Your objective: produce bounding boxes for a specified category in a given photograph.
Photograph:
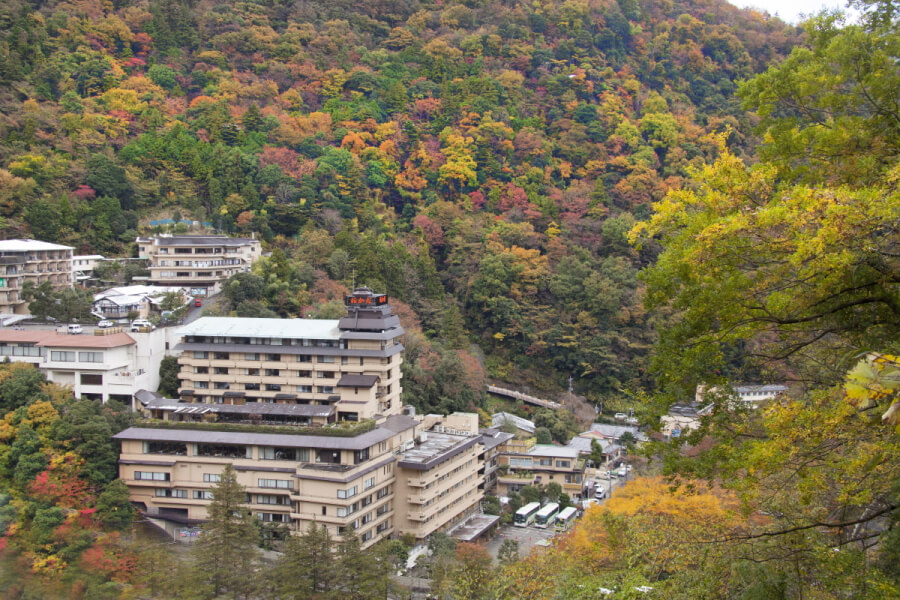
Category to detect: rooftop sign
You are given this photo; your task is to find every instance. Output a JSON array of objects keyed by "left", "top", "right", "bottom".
[{"left": 345, "top": 294, "right": 388, "bottom": 307}]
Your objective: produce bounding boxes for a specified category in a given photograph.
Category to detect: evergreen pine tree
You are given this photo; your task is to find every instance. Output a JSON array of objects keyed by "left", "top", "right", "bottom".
[
  {"left": 192, "top": 464, "right": 260, "bottom": 599},
  {"left": 272, "top": 521, "right": 338, "bottom": 599}
]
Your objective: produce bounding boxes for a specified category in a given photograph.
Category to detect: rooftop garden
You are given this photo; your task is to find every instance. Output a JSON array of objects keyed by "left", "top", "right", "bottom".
[{"left": 134, "top": 418, "right": 376, "bottom": 437}]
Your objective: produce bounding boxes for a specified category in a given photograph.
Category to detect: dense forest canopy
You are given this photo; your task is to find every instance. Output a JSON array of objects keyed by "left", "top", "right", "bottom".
[
  {"left": 0, "top": 0, "right": 800, "bottom": 405},
  {"left": 1, "top": 0, "right": 900, "bottom": 598}
]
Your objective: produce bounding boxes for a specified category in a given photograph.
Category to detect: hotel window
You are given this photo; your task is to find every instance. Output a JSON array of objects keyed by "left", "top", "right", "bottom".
[
  {"left": 245, "top": 353, "right": 260, "bottom": 361},
  {"left": 258, "top": 479, "right": 292, "bottom": 489},
  {"left": 245, "top": 383, "right": 260, "bottom": 391},
  {"left": 297, "top": 355, "right": 312, "bottom": 363},
  {"left": 195, "top": 381, "right": 209, "bottom": 389},
  {"left": 247, "top": 368, "right": 259, "bottom": 376},
  {"left": 214, "top": 352, "right": 229, "bottom": 360},
  {"left": 260, "top": 447, "right": 309, "bottom": 461},
  {"left": 78, "top": 352, "right": 103, "bottom": 363},
  {"left": 197, "top": 444, "right": 250, "bottom": 458},
  {"left": 144, "top": 441, "right": 187, "bottom": 455},
  {"left": 360, "top": 530, "right": 372, "bottom": 542},
  {"left": 214, "top": 367, "right": 229, "bottom": 375},
  {"left": 256, "top": 494, "right": 289, "bottom": 505},
  {"left": 257, "top": 513, "right": 289, "bottom": 523},
  {"left": 317, "top": 386, "right": 335, "bottom": 394},
  {"left": 317, "top": 355, "right": 335, "bottom": 363},
  {"left": 193, "top": 490, "right": 213, "bottom": 500},
  {"left": 298, "top": 385, "right": 312, "bottom": 393},
  {"left": 214, "top": 382, "right": 230, "bottom": 390},
  {"left": 318, "top": 371, "right": 335, "bottom": 379},
  {"left": 316, "top": 449, "right": 341, "bottom": 464},
  {"left": 364, "top": 476, "right": 376, "bottom": 490},
  {"left": 341, "top": 356, "right": 349, "bottom": 365},
  {"left": 51, "top": 351, "right": 75, "bottom": 362},
  {"left": 265, "top": 369, "right": 280, "bottom": 377},
  {"left": 135, "top": 471, "right": 170, "bottom": 481},
  {"left": 155, "top": 489, "right": 187, "bottom": 498},
  {"left": 555, "top": 460, "right": 571, "bottom": 468},
  {"left": 354, "top": 448, "right": 370, "bottom": 464},
  {"left": 376, "top": 486, "right": 390, "bottom": 499},
  {"left": 193, "top": 351, "right": 209, "bottom": 359},
  {"left": 203, "top": 473, "right": 221, "bottom": 483},
  {"left": 195, "top": 366, "right": 209, "bottom": 374},
  {"left": 80, "top": 374, "right": 103, "bottom": 386},
  {"left": 265, "top": 384, "right": 282, "bottom": 391},
  {"left": 296, "top": 370, "right": 312, "bottom": 378},
  {"left": 337, "top": 486, "right": 358, "bottom": 499},
  {"left": 266, "top": 354, "right": 280, "bottom": 361}
]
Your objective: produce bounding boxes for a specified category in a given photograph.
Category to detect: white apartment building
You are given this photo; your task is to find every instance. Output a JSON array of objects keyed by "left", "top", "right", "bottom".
[
  {"left": 0, "top": 330, "right": 160, "bottom": 403},
  {"left": 137, "top": 234, "right": 262, "bottom": 297},
  {"left": 0, "top": 239, "right": 73, "bottom": 315}
]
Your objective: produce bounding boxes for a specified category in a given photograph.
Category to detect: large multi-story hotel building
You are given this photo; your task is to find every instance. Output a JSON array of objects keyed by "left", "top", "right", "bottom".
[
  {"left": 115, "top": 289, "right": 493, "bottom": 547},
  {"left": 0, "top": 239, "right": 73, "bottom": 314},
  {"left": 136, "top": 234, "right": 262, "bottom": 297},
  {"left": 173, "top": 287, "right": 404, "bottom": 422}
]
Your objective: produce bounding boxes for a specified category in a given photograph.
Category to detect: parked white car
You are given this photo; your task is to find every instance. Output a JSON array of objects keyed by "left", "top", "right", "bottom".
[
  {"left": 97, "top": 320, "right": 114, "bottom": 329},
  {"left": 66, "top": 324, "right": 83, "bottom": 334},
  {"left": 130, "top": 319, "right": 154, "bottom": 332}
]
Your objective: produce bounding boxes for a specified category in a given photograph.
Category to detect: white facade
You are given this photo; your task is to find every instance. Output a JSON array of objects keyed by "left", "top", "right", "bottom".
[{"left": 0, "top": 329, "right": 166, "bottom": 403}]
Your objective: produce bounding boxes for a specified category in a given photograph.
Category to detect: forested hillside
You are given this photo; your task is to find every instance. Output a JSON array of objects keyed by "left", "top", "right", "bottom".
[{"left": 0, "top": 0, "right": 799, "bottom": 406}]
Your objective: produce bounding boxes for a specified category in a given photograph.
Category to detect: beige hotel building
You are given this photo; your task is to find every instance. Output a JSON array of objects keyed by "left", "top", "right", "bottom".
[
  {"left": 115, "top": 289, "right": 488, "bottom": 547},
  {"left": 137, "top": 234, "right": 262, "bottom": 297}
]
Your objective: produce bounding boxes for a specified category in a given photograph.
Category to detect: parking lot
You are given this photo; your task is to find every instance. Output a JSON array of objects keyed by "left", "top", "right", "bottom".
[
  {"left": 484, "top": 522, "right": 559, "bottom": 559},
  {"left": 483, "top": 472, "right": 634, "bottom": 561}
]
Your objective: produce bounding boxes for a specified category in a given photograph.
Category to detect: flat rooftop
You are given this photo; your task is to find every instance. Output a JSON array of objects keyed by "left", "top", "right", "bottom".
[
  {"left": 178, "top": 317, "right": 341, "bottom": 340},
  {"left": 0, "top": 239, "right": 73, "bottom": 252},
  {"left": 450, "top": 514, "right": 500, "bottom": 542},
  {"left": 138, "top": 235, "right": 258, "bottom": 247},
  {"left": 397, "top": 430, "right": 480, "bottom": 471}
]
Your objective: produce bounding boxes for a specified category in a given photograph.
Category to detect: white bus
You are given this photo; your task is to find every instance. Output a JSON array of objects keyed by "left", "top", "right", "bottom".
[
  {"left": 514, "top": 502, "right": 542, "bottom": 527},
  {"left": 555, "top": 506, "right": 578, "bottom": 532},
  {"left": 534, "top": 502, "right": 560, "bottom": 528}
]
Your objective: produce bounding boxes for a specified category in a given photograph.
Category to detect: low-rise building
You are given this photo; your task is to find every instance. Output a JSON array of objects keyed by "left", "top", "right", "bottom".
[
  {"left": 0, "top": 239, "right": 74, "bottom": 315},
  {"left": 0, "top": 330, "right": 159, "bottom": 403},
  {"left": 491, "top": 412, "right": 535, "bottom": 435},
  {"left": 496, "top": 439, "right": 586, "bottom": 500},
  {"left": 92, "top": 285, "right": 188, "bottom": 320},
  {"left": 696, "top": 383, "right": 788, "bottom": 409},
  {"left": 137, "top": 234, "right": 262, "bottom": 297},
  {"left": 660, "top": 402, "right": 714, "bottom": 438},
  {"left": 72, "top": 254, "right": 105, "bottom": 284}
]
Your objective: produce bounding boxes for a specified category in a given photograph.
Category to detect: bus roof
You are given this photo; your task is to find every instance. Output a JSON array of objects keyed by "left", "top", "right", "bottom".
[
  {"left": 516, "top": 502, "right": 541, "bottom": 515},
  {"left": 536, "top": 503, "right": 559, "bottom": 516},
  {"left": 558, "top": 506, "right": 578, "bottom": 519}
]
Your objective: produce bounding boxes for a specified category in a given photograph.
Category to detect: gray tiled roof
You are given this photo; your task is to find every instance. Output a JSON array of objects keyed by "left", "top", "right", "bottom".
[{"left": 337, "top": 374, "right": 379, "bottom": 388}]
